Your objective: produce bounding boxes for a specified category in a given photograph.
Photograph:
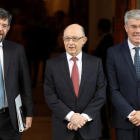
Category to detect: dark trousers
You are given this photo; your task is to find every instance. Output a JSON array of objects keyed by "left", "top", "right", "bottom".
[
  {"left": 0, "top": 108, "right": 22, "bottom": 140},
  {"left": 115, "top": 127, "right": 140, "bottom": 140},
  {"left": 72, "top": 131, "right": 99, "bottom": 140}
]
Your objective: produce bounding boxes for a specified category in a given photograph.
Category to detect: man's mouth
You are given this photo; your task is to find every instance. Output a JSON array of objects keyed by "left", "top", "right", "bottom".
[
  {"left": 68, "top": 46, "right": 75, "bottom": 50},
  {"left": 134, "top": 34, "right": 140, "bottom": 37},
  {"left": 69, "top": 47, "right": 74, "bottom": 48}
]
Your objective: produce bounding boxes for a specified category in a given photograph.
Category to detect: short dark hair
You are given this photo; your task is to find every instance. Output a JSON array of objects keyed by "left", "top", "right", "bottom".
[
  {"left": 98, "top": 19, "right": 111, "bottom": 33},
  {"left": 0, "top": 8, "right": 12, "bottom": 25}
]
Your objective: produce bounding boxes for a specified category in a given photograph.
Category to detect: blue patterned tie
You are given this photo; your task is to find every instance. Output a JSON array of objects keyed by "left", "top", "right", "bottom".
[
  {"left": 134, "top": 47, "right": 140, "bottom": 79},
  {"left": 0, "top": 59, "right": 4, "bottom": 109}
]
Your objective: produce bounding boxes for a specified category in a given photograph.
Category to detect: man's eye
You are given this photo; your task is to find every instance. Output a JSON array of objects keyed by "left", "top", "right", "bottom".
[
  {"left": 65, "top": 37, "right": 70, "bottom": 40},
  {"left": 73, "top": 37, "right": 78, "bottom": 40},
  {"left": 132, "top": 25, "right": 137, "bottom": 28},
  {"left": 3, "top": 25, "right": 7, "bottom": 28}
]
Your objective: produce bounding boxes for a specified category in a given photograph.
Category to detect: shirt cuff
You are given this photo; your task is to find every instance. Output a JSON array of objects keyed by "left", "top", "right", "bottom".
[
  {"left": 81, "top": 113, "right": 92, "bottom": 121},
  {"left": 65, "top": 111, "right": 75, "bottom": 121},
  {"left": 127, "top": 110, "right": 136, "bottom": 118}
]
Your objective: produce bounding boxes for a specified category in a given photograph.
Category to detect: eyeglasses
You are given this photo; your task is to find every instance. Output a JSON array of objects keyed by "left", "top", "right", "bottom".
[
  {"left": 63, "top": 36, "right": 85, "bottom": 42},
  {"left": 128, "top": 25, "right": 140, "bottom": 30},
  {"left": 0, "top": 24, "right": 9, "bottom": 29}
]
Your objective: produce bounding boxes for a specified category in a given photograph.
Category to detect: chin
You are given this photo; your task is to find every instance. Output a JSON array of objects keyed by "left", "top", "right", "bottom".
[{"left": 134, "top": 42, "right": 140, "bottom": 46}]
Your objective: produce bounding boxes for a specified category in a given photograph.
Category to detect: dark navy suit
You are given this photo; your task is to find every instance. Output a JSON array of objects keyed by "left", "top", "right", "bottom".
[{"left": 106, "top": 39, "right": 140, "bottom": 139}]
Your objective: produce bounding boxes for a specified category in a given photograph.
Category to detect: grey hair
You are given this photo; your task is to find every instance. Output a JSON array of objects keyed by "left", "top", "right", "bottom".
[
  {"left": 0, "top": 8, "right": 12, "bottom": 25},
  {"left": 124, "top": 9, "right": 140, "bottom": 25}
]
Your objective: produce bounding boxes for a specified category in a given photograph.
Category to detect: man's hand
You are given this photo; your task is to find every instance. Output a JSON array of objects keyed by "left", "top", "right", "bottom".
[
  {"left": 70, "top": 113, "right": 87, "bottom": 128},
  {"left": 67, "top": 122, "right": 78, "bottom": 131},
  {"left": 24, "top": 117, "right": 33, "bottom": 131},
  {"left": 129, "top": 111, "right": 140, "bottom": 126}
]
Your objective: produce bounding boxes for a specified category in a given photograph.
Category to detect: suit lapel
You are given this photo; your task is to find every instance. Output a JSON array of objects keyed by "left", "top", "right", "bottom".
[
  {"left": 59, "top": 52, "right": 76, "bottom": 99},
  {"left": 3, "top": 40, "right": 13, "bottom": 80},
  {"left": 78, "top": 52, "right": 90, "bottom": 98},
  {"left": 121, "top": 40, "right": 138, "bottom": 82}
]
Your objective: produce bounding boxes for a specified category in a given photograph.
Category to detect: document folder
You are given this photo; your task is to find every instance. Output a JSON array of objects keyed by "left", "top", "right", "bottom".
[{"left": 15, "top": 94, "right": 26, "bottom": 132}]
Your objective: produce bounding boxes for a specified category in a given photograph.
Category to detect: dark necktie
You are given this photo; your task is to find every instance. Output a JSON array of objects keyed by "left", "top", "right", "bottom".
[
  {"left": 0, "top": 58, "right": 4, "bottom": 109},
  {"left": 134, "top": 47, "right": 140, "bottom": 79},
  {"left": 71, "top": 57, "right": 79, "bottom": 98}
]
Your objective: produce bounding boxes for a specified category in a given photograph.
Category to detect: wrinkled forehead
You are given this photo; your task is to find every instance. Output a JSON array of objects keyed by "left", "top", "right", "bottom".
[{"left": 64, "top": 25, "right": 84, "bottom": 37}]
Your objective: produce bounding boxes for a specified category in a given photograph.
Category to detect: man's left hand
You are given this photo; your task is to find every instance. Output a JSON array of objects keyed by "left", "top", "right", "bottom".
[
  {"left": 129, "top": 111, "right": 140, "bottom": 126},
  {"left": 67, "top": 122, "right": 78, "bottom": 131},
  {"left": 24, "top": 117, "right": 33, "bottom": 131}
]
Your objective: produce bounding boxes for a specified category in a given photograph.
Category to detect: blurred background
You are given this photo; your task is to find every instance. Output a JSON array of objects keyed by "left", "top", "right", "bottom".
[{"left": 0, "top": 0, "right": 139, "bottom": 139}]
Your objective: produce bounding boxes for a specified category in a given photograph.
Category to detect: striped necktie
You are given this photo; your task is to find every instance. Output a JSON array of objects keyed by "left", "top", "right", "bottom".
[{"left": 134, "top": 47, "right": 140, "bottom": 79}]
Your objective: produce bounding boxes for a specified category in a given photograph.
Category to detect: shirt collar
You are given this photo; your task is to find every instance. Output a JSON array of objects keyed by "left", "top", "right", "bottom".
[
  {"left": 66, "top": 51, "right": 82, "bottom": 61},
  {"left": 0, "top": 42, "right": 2, "bottom": 47},
  {"left": 128, "top": 38, "right": 140, "bottom": 50}
]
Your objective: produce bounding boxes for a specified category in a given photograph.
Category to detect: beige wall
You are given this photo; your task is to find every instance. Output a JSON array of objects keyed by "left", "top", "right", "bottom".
[
  {"left": 45, "top": 0, "right": 70, "bottom": 16},
  {"left": 88, "top": 0, "right": 115, "bottom": 53}
]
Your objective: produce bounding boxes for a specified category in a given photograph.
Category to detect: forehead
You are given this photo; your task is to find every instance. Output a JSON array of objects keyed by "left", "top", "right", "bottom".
[
  {"left": 128, "top": 18, "right": 140, "bottom": 25},
  {"left": 64, "top": 26, "right": 83, "bottom": 37},
  {"left": 0, "top": 18, "right": 8, "bottom": 24}
]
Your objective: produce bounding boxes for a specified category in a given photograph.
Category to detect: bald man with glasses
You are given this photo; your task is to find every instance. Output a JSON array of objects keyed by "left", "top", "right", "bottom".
[{"left": 44, "top": 24, "right": 106, "bottom": 140}]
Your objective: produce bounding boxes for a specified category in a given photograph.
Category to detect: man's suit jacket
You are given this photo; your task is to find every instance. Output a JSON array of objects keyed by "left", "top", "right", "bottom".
[
  {"left": 44, "top": 52, "right": 106, "bottom": 140},
  {"left": 3, "top": 40, "right": 34, "bottom": 130},
  {"left": 106, "top": 39, "right": 139, "bottom": 129}
]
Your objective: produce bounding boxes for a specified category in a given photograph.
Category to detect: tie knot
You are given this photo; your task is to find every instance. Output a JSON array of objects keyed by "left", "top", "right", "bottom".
[
  {"left": 71, "top": 57, "right": 78, "bottom": 62},
  {"left": 134, "top": 47, "right": 140, "bottom": 53}
]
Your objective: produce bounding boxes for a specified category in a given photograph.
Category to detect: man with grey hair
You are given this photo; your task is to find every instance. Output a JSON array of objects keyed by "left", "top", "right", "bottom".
[
  {"left": 44, "top": 24, "right": 106, "bottom": 140},
  {"left": 106, "top": 9, "right": 140, "bottom": 140},
  {"left": 0, "top": 8, "right": 34, "bottom": 140}
]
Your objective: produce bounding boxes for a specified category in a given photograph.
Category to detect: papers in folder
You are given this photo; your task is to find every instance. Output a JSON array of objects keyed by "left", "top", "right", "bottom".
[{"left": 15, "top": 94, "right": 26, "bottom": 132}]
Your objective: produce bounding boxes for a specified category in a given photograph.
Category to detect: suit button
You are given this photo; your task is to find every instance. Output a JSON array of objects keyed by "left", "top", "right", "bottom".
[
  {"left": 76, "top": 101, "right": 79, "bottom": 104},
  {"left": 138, "top": 85, "right": 140, "bottom": 88},
  {"left": 136, "top": 99, "right": 139, "bottom": 102}
]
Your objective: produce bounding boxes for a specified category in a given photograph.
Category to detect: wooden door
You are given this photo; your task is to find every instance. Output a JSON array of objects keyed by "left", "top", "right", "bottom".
[{"left": 112, "top": 1, "right": 137, "bottom": 140}]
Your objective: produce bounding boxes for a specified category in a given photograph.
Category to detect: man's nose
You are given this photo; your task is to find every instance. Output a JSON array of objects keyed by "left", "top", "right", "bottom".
[
  {"left": 69, "top": 38, "right": 74, "bottom": 44},
  {"left": 135, "top": 27, "right": 140, "bottom": 33}
]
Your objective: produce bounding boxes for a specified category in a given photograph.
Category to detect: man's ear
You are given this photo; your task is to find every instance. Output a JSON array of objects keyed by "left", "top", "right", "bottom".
[
  {"left": 124, "top": 25, "right": 128, "bottom": 33},
  {"left": 82, "top": 37, "right": 88, "bottom": 45},
  {"left": 7, "top": 26, "right": 10, "bottom": 32}
]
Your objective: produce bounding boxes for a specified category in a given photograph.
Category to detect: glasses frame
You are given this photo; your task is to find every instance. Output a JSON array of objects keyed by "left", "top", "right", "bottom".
[
  {"left": 63, "top": 36, "right": 85, "bottom": 42},
  {"left": 0, "top": 23, "right": 9, "bottom": 29},
  {"left": 127, "top": 25, "right": 140, "bottom": 30}
]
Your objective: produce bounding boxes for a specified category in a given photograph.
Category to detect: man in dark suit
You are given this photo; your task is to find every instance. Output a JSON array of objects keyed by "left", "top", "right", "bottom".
[
  {"left": 0, "top": 8, "right": 34, "bottom": 140},
  {"left": 95, "top": 19, "right": 113, "bottom": 71},
  {"left": 95, "top": 19, "right": 113, "bottom": 139},
  {"left": 106, "top": 9, "right": 140, "bottom": 140},
  {"left": 44, "top": 24, "right": 106, "bottom": 140}
]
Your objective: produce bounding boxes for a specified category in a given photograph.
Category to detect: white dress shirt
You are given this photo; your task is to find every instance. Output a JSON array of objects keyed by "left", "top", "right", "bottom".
[
  {"left": 65, "top": 52, "right": 92, "bottom": 121},
  {"left": 127, "top": 39, "right": 139, "bottom": 118},
  {"left": 0, "top": 42, "right": 8, "bottom": 108}
]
